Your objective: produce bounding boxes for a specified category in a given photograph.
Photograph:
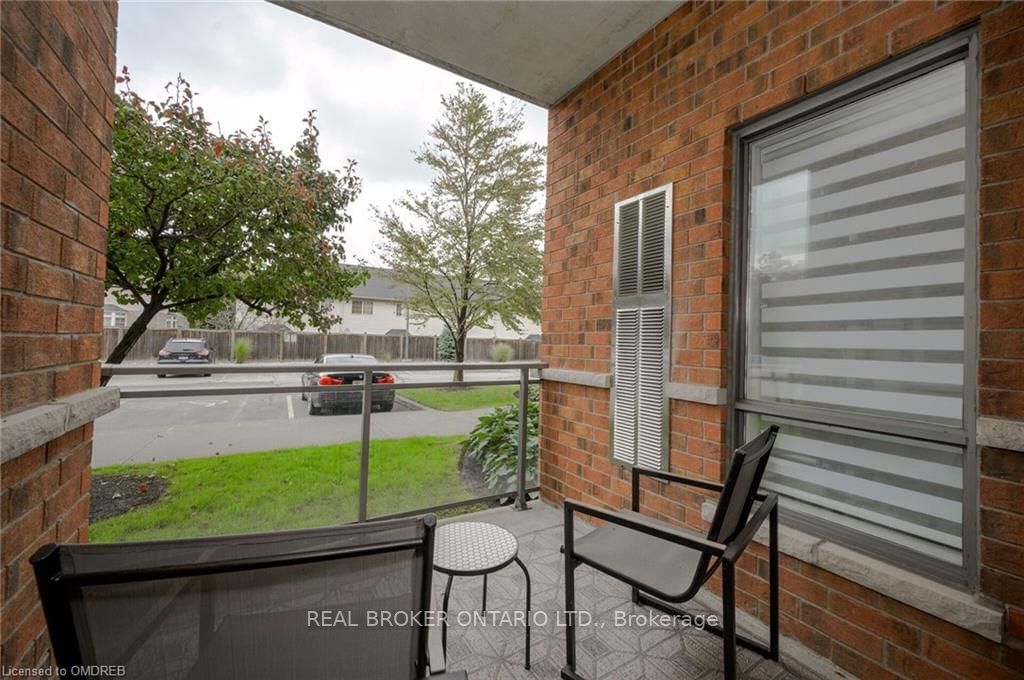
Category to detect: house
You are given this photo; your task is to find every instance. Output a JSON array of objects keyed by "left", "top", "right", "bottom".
[
  {"left": 2, "top": 1, "right": 1022, "bottom": 677},
  {"left": 102, "top": 294, "right": 189, "bottom": 331},
  {"left": 102, "top": 267, "right": 539, "bottom": 339},
  {"left": 331, "top": 266, "right": 540, "bottom": 339}
]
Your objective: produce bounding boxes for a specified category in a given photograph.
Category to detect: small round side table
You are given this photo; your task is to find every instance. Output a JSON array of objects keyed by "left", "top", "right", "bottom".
[{"left": 433, "top": 521, "right": 532, "bottom": 669}]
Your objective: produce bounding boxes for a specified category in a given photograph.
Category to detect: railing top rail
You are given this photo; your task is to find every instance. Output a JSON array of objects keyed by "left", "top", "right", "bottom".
[{"left": 102, "top": 361, "right": 546, "bottom": 376}]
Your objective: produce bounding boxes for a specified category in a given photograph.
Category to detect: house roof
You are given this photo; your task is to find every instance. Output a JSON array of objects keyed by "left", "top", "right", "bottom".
[
  {"left": 348, "top": 266, "right": 416, "bottom": 302},
  {"left": 275, "top": 1, "right": 682, "bottom": 107}
]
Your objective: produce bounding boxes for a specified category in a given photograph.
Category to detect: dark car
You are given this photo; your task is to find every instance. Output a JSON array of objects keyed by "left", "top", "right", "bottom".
[
  {"left": 157, "top": 338, "right": 212, "bottom": 377},
  {"left": 300, "top": 354, "right": 395, "bottom": 415}
]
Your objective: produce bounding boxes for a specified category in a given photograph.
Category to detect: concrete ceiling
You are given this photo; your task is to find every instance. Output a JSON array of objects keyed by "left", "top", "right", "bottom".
[{"left": 275, "top": 1, "right": 682, "bottom": 107}]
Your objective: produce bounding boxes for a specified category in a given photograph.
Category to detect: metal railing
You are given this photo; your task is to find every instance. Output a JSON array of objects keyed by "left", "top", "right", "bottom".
[{"left": 101, "top": 361, "right": 544, "bottom": 522}]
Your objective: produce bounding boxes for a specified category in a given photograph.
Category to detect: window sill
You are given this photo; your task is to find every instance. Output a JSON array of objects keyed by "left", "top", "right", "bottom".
[{"left": 700, "top": 501, "right": 1004, "bottom": 642}]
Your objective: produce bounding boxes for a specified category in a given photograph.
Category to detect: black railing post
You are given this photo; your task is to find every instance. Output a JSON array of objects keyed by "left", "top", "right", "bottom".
[
  {"left": 515, "top": 366, "right": 529, "bottom": 510},
  {"left": 358, "top": 369, "right": 372, "bottom": 522}
]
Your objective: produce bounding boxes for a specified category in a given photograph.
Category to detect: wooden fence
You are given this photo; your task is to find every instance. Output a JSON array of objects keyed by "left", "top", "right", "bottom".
[{"left": 102, "top": 328, "right": 539, "bottom": 363}]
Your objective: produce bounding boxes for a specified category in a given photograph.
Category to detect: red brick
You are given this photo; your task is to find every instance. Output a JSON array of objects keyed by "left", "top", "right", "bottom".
[
  {"left": 0, "top": 371, "right": 51, "bottom": 413},
  {"left": 0, "top": 505, "right": 43, "bottom": 560},
  {"left": 1, "top": 294, "right": 57, "bottom": 332},
  {"left": 982, "top": 477, "right": 1024, "bottom": 515},
  {"left": 922, "top": 633, "right": 1017, "bottom": 678},
  {"left": 24, "top": 259, "right": 73, "bottom": 300}
]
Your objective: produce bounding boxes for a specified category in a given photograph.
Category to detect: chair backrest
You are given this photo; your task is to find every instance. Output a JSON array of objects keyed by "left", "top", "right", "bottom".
[
  {"left": 706, "top": 425, "right": 779, "bottom": 545},
  {"left": 32, "top": 516, "right": 436, "bottom": 680}
]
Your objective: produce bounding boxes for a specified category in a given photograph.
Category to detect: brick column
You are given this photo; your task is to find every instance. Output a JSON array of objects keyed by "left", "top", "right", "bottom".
[{"left": 1, "top": 0, "right": 118, "bottom": 670}]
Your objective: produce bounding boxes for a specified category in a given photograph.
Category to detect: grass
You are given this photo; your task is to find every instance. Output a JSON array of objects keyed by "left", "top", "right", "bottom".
[
  {"left": 400, "top": 384, "right": 517, "bottom": 411},
  {"left": 90, "top": 435, "right": 471, "bottom": 543}
]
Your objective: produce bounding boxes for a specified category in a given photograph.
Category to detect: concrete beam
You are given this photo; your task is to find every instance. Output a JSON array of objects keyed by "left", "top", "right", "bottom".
[{"left": 2, "top": 387, "right": 120, "bottom": 463}]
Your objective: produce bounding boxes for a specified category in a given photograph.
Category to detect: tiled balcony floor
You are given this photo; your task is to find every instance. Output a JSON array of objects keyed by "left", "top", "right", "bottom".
[{"left": 436, "top": 503, "right": 801, "bottom": 680}]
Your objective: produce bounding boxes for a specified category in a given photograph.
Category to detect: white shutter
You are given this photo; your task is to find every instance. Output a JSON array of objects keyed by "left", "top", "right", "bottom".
[
  {"left": 611, "top": 186, "right": 671, "bottom": 469},
  {"left": 636, "top": 306, "right": 666, "bottom": 469},
  {"left": 612, "top": 309, "right": 639, "bottom": 465}
]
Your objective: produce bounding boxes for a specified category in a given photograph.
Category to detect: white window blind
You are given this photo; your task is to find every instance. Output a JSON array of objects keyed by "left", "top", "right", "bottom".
[
  {"left": 611, "top": 187, "right": 671, "bottom": 469},
  {"left": 740, "top": 60, "right": 969, "bottom": 566}
]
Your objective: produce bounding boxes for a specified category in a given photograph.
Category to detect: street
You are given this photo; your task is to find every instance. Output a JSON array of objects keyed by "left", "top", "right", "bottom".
[{"left": 93, "top": 369, "right": 515, "bottom": 466}]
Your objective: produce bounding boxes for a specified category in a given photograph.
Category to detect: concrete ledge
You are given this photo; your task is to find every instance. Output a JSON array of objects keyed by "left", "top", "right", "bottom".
[
  {"left": 666, "top": 382, "right": 727, "bottom": 405},
  {"left": 701, "top": 501, "right": 1003, "bottom": 642},
  {"left": 1, "top": 387, "right": 120, "bottom": 463},
  {"left": 539, "top": 368, "right": 612, "bottom": 389},
  {"left": 977, "top": 417, "right": 1024, "bottom": 452}
]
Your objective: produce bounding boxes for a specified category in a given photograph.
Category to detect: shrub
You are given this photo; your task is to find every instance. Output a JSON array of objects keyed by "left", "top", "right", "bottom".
[
  {"left": 462, "top": 391, "right": 539, "bottom": 492},
  {"left": 232, "top": 338, "right": 253, "bottom": 363},
  {"left": 489, "top": 342, "right": 514, "bottom": 362},
  {"left": 438, "top": 329, "right": 456, "bottom": 361}
]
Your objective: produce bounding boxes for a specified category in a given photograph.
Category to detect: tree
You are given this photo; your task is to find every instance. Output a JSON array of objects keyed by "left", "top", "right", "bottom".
[
  {"left": 375, "top": 84, "right": 544, "bottom": 380},
  {"left": 104, "top": 71, "right": 365, "bottom": 367}
]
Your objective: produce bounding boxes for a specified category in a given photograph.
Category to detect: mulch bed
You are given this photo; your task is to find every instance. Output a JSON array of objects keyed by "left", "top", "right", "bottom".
[{"left": 89, "top": 473, "right": 169, "bottom": 523}]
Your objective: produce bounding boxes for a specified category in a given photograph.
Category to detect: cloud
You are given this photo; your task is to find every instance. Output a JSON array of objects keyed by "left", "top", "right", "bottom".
[{"left": 116, "top": 0, "right": 548, "bottom": 265}]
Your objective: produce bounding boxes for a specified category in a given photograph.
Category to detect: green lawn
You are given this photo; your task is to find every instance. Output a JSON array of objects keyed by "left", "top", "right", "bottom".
[
  {"left": 90, "top": 435, "right": 471, "bottom": 543},
  {"left": 400, "top": 384, "right": 517, "bottom": 411}
]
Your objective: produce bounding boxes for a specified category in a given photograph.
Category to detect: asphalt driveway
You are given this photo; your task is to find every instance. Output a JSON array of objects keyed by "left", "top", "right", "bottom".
[{"left": 93, "top": 370, "right": 506, "bottom": 466}]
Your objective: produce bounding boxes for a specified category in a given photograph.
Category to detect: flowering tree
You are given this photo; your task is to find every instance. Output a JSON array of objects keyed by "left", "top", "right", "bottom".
[{"left": 105, "top": 70, "right": 365, "bottom": 365}]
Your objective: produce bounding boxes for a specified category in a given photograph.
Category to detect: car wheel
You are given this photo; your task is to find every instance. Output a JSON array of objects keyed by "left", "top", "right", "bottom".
[
  {"left": 379, "top": 401, "right": 394, "bottom": 412},
  {"left": 300, "top": 391, "right": 307, "bottom": 401},
  {"left": 204, "top": 373, "right": 212, "bottom": 377},
  {"left": 157, "top": 374, "right": 166, "bottom": 379},
  {"left": 308, "top": 399, "right": 321, "bottom": 416}
]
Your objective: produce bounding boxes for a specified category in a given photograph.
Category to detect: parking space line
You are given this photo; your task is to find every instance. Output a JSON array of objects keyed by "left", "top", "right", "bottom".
[{"left": 286, "top": 395, "right": 295, "bottom": 420}]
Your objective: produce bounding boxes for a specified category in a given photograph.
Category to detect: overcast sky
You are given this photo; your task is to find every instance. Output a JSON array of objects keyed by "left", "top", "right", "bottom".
[{"left": 116, "top": 1, "right": 548, "bottom": 265}]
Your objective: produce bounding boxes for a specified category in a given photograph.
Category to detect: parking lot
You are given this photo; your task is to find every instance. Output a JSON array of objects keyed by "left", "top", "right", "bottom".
[{"left": 94, "top": 368, "right": 520, "bottom": 466}]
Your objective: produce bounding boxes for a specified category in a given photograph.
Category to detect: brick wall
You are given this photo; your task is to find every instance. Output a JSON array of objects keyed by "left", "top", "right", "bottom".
[
  {"left": 1, "top": 0, "right": 117, "bottom": 670},
  {"left": 541, "top": 1, "right": 1024, "bottom": 677},
  {"left": 0, "top": 425, "right": 92, "bottom": 668}
]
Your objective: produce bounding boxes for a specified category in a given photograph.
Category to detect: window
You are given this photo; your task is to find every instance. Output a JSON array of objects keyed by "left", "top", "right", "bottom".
[
  {"left": 351, "top": 300, "right": 373, "bottom": 315},
  {"left": 165, "top": 316, "right": 178, "bottom": 329},
  {"left": 611, "top": 185, "right": 672, "bottom": 470},
  {"left": 732, "top": 33, "right": 975, "bottom": 580},
  {"left": 104, "top": 311, "right": 127, "bottom": 328},
  {"left": 395, "top": 303, "right": 405, "bottom": 317}
]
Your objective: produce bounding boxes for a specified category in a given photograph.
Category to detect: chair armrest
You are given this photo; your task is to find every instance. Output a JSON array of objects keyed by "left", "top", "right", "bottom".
[
  {"left": 564, "top": 499, "right": 726, "bottom": 557},
  {"left": 722, "top": 493, "right": 778, "bottom": 563},
  {"left": 630, "top": 467, "right": 770, "bottom": 508},
  {"left": 632, "top": 467, "right": 724, "bottom": 494}
]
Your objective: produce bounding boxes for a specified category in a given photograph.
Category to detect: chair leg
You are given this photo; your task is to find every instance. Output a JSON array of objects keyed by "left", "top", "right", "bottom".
[
  {"left": 564, "top": 555, "right": 577, "bottom": 673},
  {"left": 769, "top": 502, "right": 780, "bottom": 661},
  {"left": 442, "top": 574, "right": 454, "bottom": 657},
  {"left": 482, "top": 573, "right": 487, "bottom": 613},
  {"left": 723, "top": 561, "right": 737, "bottom": 680},
  {"left": 631, "top": 586, "right": 640, "bottom": 605},
  {"left": 515, "top": 556, "right": 531, "bottom": 670}
]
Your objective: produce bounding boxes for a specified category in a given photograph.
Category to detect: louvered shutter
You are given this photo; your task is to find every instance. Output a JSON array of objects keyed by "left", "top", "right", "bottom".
[{"left": 611, "top": 186, "right": 671, "bottom": 469}]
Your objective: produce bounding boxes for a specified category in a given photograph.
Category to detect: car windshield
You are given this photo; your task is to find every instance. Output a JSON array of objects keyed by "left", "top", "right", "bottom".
[
  {"left": 166, "top": 340, "right": 203, "bottom": 352},
  {"left": 320, "top": 355, "right": 376, "bottom": 365}
]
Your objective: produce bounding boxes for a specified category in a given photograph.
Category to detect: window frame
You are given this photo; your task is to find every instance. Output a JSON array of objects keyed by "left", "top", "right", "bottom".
[
  {"left": 609, "top": 183, "right": 673, "bottom": 471},
  {"left": 104, "top": 311, "right": 127, "bottom": 329},
  {"left": 351, "top": 299, "right": 373, "bottom": 315},
  {"left": 727, "top": 27, "right": 979, "bottom": 587}
]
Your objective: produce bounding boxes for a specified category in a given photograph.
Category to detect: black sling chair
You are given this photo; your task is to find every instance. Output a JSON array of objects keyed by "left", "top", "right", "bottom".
[
  {"left": 561, "top": 425, "right": 780, "bottom": 680},
  {"left": 32, "top": 515, "right": 466, "bottom": 680}
]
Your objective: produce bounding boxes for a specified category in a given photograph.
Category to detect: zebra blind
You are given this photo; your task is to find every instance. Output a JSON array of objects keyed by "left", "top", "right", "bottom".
[
  {"left": 740, "top": 60, "right": 968, "bottom": 565},
  {"left": 612, "top": 188, "right": 671, "bottom": 468}
]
